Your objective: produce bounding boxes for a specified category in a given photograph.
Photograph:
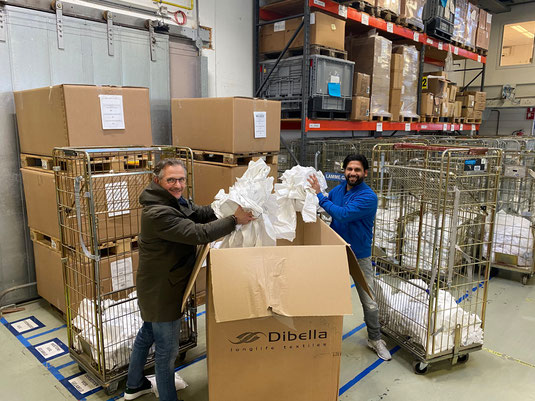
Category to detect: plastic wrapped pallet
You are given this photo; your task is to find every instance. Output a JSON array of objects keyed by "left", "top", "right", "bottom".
[
  {"left": 376, "top": 0, "right": 401, "bottom": 15},
  {"left": 399, "top": 0, "right": 425, "bottom": 30},
  {"left": 347, "top": 34, "right": 392, "bottom": 118},
  {"left": 465, "top": 2, "right": 479, "bottom": 48},
  {"left": 393, "top": 45, "right": 419, "bottom": 119},
  {"left": 452, "top": 0, "right": 467, "bottom": 44}
]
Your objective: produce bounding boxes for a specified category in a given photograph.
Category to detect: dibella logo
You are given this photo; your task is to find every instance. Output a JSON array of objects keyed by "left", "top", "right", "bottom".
[{"left": 229, "top": 332, "right": 266, "bottom": 344}]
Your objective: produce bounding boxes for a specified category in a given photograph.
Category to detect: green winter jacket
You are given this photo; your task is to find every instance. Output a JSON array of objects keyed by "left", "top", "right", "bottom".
[{"left": 136, "top": 181, "right": 235, "bottom": 322}]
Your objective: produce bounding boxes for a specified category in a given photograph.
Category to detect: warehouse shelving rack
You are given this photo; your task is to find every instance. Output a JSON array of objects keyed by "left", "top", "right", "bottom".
[{"left": 253, "top": 0, "right": 487, "bottom": 164}]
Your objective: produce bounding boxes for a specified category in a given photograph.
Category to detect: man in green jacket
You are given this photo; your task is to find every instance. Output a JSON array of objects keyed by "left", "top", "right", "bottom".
[{"left": 125, "top": 158, "right": 253, "bottom": 401}]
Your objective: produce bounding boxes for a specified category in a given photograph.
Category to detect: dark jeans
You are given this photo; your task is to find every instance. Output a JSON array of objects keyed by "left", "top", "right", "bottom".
[{"left": 127, "top": 320, "right": 181, "bottom": 401}]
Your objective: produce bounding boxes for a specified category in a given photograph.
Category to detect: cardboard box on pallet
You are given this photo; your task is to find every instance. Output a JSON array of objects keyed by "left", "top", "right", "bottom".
[
  {"left": 399, "top": 0, "right": 425, "bottom": 30},
  {"left": 454, "top": 101, "right": 463, "bottom": 118},
  {"left": 448, "top": 85, "right": 458, "bottom": 102},
  {"left": 14, "top": 85, "right": 152, "bottom": 157},
  {"left": 421, "top": 93, "right": 434, "bottom": 116},
  {"left": 181, "top": 214, "right": 371, "bottom": 401},
  {"left": 422, "top": 75, "right": 448, "bottom": 99},
  {"left": 474, "top": 110, "right": 483, "bottom": 120},
  {"left": 462, "top": 107, "right": 474, "bottom": 118},
  {"left": 353, "top": 72, "right": 371, "bottom": 97},
  {"left": 389, "top": 89, "right": 402, "bottom": 120},
  {"left": 478, "top": 9, "right": 492, "bottom": 32},
  {"left": 440, "top": 102, "right": 451, "bottom": 118},
  {"left": 259, "top": 12, "right": 345, "bottom": 53},
  {"left": 465, "top": 2, "right": 479, "bottom": 48},
  {"left": 457, "top": 94, "right": 475, "bottom": 108},
  {"left": 347, "top": 34, "right": 392, "bottom": 119},
  {"left": 350, "top": 96, "right": 370, "bottom": 121},
  {"left": 464, "top": 91, "right": 486, "bottom": 105},
  {"left": 193, "top": 160, "right": 278, "bottom": 207},
  {"left": 172, "top": 97, "right": 281, "bottom": 154},
  {"left": 32, "top": 234, "right": 65, "bottom": 313},
  {"left": 390, "top": 54, "right": 404, "bottom": 91},
  {"left": 476, "top": 28, "right": 490, "bottom": 50},
  {"left": 392, "top": 45, "right": 419, "bottom": 121}
]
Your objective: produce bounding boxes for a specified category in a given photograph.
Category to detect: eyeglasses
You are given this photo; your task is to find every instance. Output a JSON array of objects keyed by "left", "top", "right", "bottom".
[{"left": 165, "top": 177, "right": 186, "bottom": 185}]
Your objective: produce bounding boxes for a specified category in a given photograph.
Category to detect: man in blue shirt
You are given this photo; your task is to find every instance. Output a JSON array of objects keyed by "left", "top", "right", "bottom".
[{"left": 308, "top": 154, "right": 391, "bottom": 361}]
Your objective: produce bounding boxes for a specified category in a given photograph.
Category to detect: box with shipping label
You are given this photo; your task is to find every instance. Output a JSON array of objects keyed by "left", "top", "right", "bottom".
[
  {"left": 260, "top": 12, "right": 346, "bottom": 53},
  {"left": 440, "top": 102, "right": 451, "bottom": 118},
  {"left": 423, "top": 76, "right": 448, "bottom": 99},
  {"left": 478, "top": 9, "right": 492, "bottom": 31},
  {"left": 193, "top": 160, "right": 278, "bottom": 207},
  {"left": 376, "top": 0, "right": 401, "bottom": 15},
  {"left": 432, "top": 97, "right": 441, "bottom": 117},
  {"left": 399, "top": 0, "right": 425, "bottom": 30},
  {"left": 350, "top": 96, "right": 370, "bottom": 121},
  {"left": 182, "top": 215, "right": 370, "bottom": 401},
  {"left": 14, "top": 85, "right": 152, "bottom": 157},
  {"left": 464, "top": 91, "right": 486, "bottom": 104},
  {"left": 353, "top": 72, "right": 371, "bottom": 97},
  {"left": 172, "top": 97, "right": 281, "bottom": 154},
  {"left": 457, "top": 95, "right": 475, "bottom": 108},
  {"left": 454, "top": 101, "right": 462, "bottom": 118},
  {"left": 448, "top": 85, "right": 458, "bottom": 102}
]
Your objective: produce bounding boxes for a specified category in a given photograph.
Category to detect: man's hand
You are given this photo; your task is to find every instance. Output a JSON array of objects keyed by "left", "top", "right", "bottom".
[
  {"left": 234, "top": 205, "right": 255, "bottom": 225},
  {"left": 307, "top": 174, "right": 321, "bottom": 194}
]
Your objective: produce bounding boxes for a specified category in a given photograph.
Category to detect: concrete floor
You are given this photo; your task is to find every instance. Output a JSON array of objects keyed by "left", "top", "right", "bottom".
[{"left": 1, "top": 270, "right": 534, "bottom": 401}]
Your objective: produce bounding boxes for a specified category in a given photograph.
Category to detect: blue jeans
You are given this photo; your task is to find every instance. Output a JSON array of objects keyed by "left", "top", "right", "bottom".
[
  {"left": 127, "top": 320, "right": 181, "bottom": 401},
  {"left": 355, "top": 257, "right": 381, "bottom": 341}
]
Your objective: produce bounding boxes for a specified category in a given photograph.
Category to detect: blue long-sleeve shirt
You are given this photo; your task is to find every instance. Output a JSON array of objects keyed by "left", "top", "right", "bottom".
[{"left": 317, "top": 181, "right": 378, "bottom": 259}]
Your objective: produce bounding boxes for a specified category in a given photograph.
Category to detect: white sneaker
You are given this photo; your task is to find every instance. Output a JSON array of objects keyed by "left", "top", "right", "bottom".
[{"left": 367, "top": 339, "right": 392, "bottom": 361}]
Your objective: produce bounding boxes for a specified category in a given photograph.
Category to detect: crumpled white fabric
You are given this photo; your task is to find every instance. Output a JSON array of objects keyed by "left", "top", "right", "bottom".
[
  {"left": 484, "top": 209, "right": 534, "bottom": 267},
  {"left": 72, "top": 291, "right": 145, "bottom": 370},
  {"left": 211, "top": 159, "right": 278, "bottom": 248},
  {"left": 147, "top": 372, "right": 188, "bottom": 398},
  {"left": 273, "top": 165, "right": 328, "bottom": 241},
  {"left": 375, "top": 278, "right": 484, "bottom": 355}
]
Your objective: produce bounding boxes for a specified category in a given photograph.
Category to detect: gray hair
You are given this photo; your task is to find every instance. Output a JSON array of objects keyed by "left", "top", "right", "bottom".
[{"left": 154, "top": 158, "right": 187, "bottom": 180}]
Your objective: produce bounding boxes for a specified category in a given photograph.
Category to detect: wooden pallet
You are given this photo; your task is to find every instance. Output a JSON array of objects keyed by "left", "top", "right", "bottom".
[
  {"left": 370, "top": 114, "right": 393, "bottom": 122},
  {"left": 98, "top": 235, "right": 139, "bottom": 255},
  {"left": 374, "top": 6, "right": 400, "bottom": 23},
  {"left": 310, "top": 110, "right": 351, "bottom": 120},
  {"left": 475, "top": 48, "right": 488, "bottom": 56},
  {"left": 448, "top": 117, "right": 462, "bottom": 124},
  {"left": 192, "top": 150, "right": 278, "bottom": 167},
  {"left": 21, "top": 154, "right": 54, "bottom": 172},
  {"left": 30, "top": 228, "right": 61, "bottom": 252},
  {"left": 421, "top": 116, "right": 440, "bottom": 123},
  {"left": 261, "top": 44, "right": 347, "bottom": 60},
  {"left": 342, "top": 0, "right": 374, "bottom": 12},
  {"left": 398, "top": 17, "right": 424, "bottom": 32},
  {"left": 396, "top": 115, "right": 420, "bottom": 123}
]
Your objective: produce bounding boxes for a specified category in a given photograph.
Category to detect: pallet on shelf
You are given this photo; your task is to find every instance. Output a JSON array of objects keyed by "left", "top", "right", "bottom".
[
  {"left": 393, "top": 115, "right": 420, "bottom": 123},
  {"left": 374, "top": 6, "right": 400, "bottom": 23},
  {"left": 192, "top": 150, "right": 278, "bottom": 167},
  {"left": 261, "top": 44, "right": 347, "bottom": 60},
  {"left": 398, "top": 17, "right": 425, "bottom": 32},
  {"left": 421, "top": 116, "right": 440, "bottom": 123},
  {"left": 310, "top": 110, "right": 351, "bottom": 120},
  {"left": 448, "top": 117, "right": 462, "bottom": 124},
  {"left": 370, "top": 114, "right": 393, "bottom": 122}
]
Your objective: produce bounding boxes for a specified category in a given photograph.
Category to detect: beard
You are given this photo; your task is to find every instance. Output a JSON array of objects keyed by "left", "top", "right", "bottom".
[{"left": 345, "top": 174, "right": 364, "bottom": 187}]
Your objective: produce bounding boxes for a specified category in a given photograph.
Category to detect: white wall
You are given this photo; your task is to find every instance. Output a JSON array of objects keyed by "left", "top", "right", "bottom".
[{"left": 199, "top": 0, "right": 253, "bottom": 97}]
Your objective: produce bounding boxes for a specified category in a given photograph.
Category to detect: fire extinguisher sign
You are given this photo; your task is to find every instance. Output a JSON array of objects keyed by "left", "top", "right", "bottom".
[{"left": 527, "top": 107, "right": 535, "bottom": 120}]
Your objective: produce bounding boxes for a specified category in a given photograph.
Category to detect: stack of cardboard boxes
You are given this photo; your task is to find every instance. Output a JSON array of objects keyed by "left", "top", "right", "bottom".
[
  {"left": 476, "top": 8, "right": 492, "bottom": 51},
  {"left": 171, "top": 97, "right": 281, "bottom": 303},
  {"left": 347, "top": 34, "right": 393, "bottom": 120},
  {"left": 421, "top": 72, "right": 448, "bottom": 121},
  {"left": 389, "top": 45, "right": 419, "bottom": 122},
  {"left": 350, "top": 72, "right": 371, "bottom": 121},
  {"left": 457, "top": 91, "right": 486, "bottom": 122},
  {"left": 15, "top": 85, "right": 152, "bottom": 314}
]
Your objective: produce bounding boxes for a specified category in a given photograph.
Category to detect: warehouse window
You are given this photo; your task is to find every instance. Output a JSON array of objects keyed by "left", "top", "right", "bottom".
[{"left": 500, "top": 21, "right": 535, "bottom": 66}]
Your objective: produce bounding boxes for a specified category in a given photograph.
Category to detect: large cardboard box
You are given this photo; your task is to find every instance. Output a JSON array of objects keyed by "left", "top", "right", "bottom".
[
  {"left": 350, "top": 96, "right": 370, "bottom": 121},
  {"left": 464, "top": 91, "right": 486, "bottom": 104},
  {"left": 448, "top": 85, "right": 458, "bottom": 102},
  {"left": 478, "top": 9, "right": 492, "bottom": 31},
  {"left": 259, "top": 12, "right": 345, "bottom": 53},
  {"left": 454, "top": 101, "right": 463, "bottom": 118},
  {"left": 193, "top": 161, "right": 278, "bottom": 207},
  {"left": 14, "top": 85, "right": 152, "bottom": 156},
  {"left": 389, "top": 89, "right": 402, "bottom": 120},
  {"left": 172, "top": 97, "right": 281, "bottom": 154},
  {"left": 474, "top": 110, "right": 483, "bottom": 120},
  {"left": 21, "top": 168, "right": 61, "bottom": 239},
  {"left": 399, "top": 0, "right": 425, "bottom": 30},
  {"left": 183, "top": 215, "right": 370, "bottom": 401},
  {"left": 458, "top": 95, "right": 475, "bottom": 108},
  {"left": 423, "top": 76, "right": 448, "bottom": 99},
  {"left": 421, "top": 93, "right": 434, "bottom": 116},
  {"left": 32, "top": 236, "right": 65, "bottom": 313},
  {"left": 347, "top": 35, "right": 392, "bottom": 118},
  {"left": 353, "top": 72, "right": 371, "bottom": 97},
  {"left": 476, "top": 28, "right": 490, "bottom": 50},
  {"left": 376, "top": 0, "right": 401, "bottom": 15},
  {"left": 462, "top": 107, "right": 474, "bottom": 118}
]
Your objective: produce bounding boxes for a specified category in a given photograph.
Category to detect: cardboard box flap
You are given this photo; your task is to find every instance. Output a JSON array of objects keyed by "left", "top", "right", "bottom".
[
  {"left": 181, "top": 244, "right": 210, "bottom": 313},
  {"left": 210, "top": 246, "right": 353, "bottom": 323}
]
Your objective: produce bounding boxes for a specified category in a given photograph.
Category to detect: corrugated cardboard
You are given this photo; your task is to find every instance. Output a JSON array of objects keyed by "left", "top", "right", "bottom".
[
  {"left": 478, "top": 9, "right": 492, "bottom": 31},
  {"left": 14, "top": 85, "right": 152, "bottom": 156},
  {"left": 454, "top": 101, "right": 462, "bottom": 118},
  {"left": 440, "top": 102, "right": 451, "bottom": 117},
  {"left": 466, "top": 2, "right": 479, "bottom": 48},
  {"left": 448, "top": 102, "right": 455, "bottom": 118},
  {"left": 389, "top": 89, "right": 402, "bottom": 120},
  {"left": 21, "top": 168, "right": 60, "bottom": 239},
  {"left": 350, "top": 96, "right": 370, "bottom": 121},
  {"left": 462, "top": 107, "right": 474, "bottom": 118},
  {"left": 399, "top": 0, "right": 425, "bottom": 29},
  {"left": 457, "top": 95, "right": 475, "bottom": 108},
  {"left": 347, "top": 35, "right": 392, "bottom": 117},
  {"left": 423, "top": 76, "right": 448, "bottom": 99},
  {"left": 183, "top": 215, "right": 369, "bottom": 401},
  {"left": 353, "top": 72, "right": 371, "bottom": 97},
  {"left": 421, "top": 93, "right": 434, "bottom": 116},
  {"left": 448, "top": 85, "right": 458, "bottom": 102},
  {"left": 259, "top": 12, "right": 345, "bottom": 53},
  {"left": 390, "top": 69, "right": 403, "bottom": 90},
  {"left": 193, "top": 161, "right": 278, "bottom": 207},
  {"left": 172, "top": 97, "right": 281, "bottom": 154},
  {"left": 474, "top": 110, "right": 483, "bottom": 120},
  {"left": 464, "top": 91, "right": 486, "bottom": 104},
  {"left": 424, "top": 71, "right": 448, "bottom": 79},
  {"left": 32, "top": 237, "right": 65, "bottom": 313},
  {"left": 432, "top": 97, "right": 441, "bottom": 117},
  {"left": 476, "top": 28, "right": 489, "bottom": 50}
]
